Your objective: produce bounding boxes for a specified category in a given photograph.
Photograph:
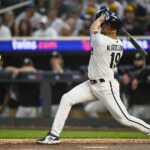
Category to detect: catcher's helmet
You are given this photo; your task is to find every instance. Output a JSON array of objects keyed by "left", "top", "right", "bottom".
[{"left": 104, "top": 16, "right": 122, "bottom": 30}]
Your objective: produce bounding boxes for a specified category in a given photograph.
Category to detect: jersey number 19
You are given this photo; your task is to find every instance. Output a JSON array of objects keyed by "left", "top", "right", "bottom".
[{"left": 110, "top": 52, "right": 121, "bottom": 68}]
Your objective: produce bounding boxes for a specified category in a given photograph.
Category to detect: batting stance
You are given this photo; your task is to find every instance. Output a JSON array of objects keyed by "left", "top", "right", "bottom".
[{"left": 37, "top": 8, "right": 150, "bottom": 144}]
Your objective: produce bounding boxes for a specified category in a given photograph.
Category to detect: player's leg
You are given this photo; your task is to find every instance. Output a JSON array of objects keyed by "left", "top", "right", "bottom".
[
  {"left": 51, "top": 80, "right": 96, "bottom": 137},
  {"left": 28, "top": 107, "right": 39, "bottom": 118},
  {"left": 101, "top": 80, "right": 150, "bottom": 134},
  {"left": 84, "top": 100, "right": 107, "bottom": 118},
  {"left": 15, "top": 106, "right": 26, "bottom": 118},
  {"left": 130, "top": 105, "right": 143, "bottom": 118},
  {"left": 37, "top": 80, "right": 96, "bottom": 144}
]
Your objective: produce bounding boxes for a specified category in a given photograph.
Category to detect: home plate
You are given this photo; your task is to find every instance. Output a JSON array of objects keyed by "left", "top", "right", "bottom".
[{"left": 81, "top": 146, "right": 111, "bottom": 149}]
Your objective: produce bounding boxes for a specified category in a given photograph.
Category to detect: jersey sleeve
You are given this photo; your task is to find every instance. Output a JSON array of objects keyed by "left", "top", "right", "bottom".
[{"left": 90, "top": 31, "right": 105, "bottom": 48}]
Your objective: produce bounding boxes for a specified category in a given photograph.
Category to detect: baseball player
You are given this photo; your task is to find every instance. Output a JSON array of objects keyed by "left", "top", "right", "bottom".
[{"left": 37, "top": 7, "right": 150, "bottom": 144}]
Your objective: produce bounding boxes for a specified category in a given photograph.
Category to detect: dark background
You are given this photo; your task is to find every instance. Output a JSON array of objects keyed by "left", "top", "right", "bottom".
[{"left": 2, "top": 51, "right": 150, "bottom": 70}]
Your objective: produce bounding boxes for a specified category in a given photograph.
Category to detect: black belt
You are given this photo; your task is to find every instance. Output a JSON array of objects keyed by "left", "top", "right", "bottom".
[{"left": 90, "top": 78, "right": 105, "bottom": 84}]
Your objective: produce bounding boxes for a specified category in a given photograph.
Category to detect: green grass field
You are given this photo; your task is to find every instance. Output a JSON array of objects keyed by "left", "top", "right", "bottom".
[{"left": 0, "top": 129, "right": 149, "bottom": 139}]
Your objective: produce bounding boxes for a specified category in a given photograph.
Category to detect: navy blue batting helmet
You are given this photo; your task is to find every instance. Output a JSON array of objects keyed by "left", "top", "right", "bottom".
[{"left": 104, "top": 15, "right": 122, "bottom": 30}]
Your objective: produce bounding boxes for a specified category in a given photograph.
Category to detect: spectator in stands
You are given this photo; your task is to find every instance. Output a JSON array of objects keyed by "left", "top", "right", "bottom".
[
  {"left": 59, "top": 0, "right": 83, "bottom": 22},
  {"left": 122, "top": 5, "right": 136, "bottom": 35},
  {"left": 126, "top": 0, "right": 148, "bottom": 35},
  {"left": 122, "top": 53, "right": 146, "bottom": 84},
  {"left": 2, "top": 71, "right": 19, "bottom": 118},
  {"left": 78, "top": 14, "right": 92, "bottom": 36},
  {"left": 35, "top": 0, "right": 49, "bottom": 15},
  {"left": 52, "top": 0, "right": 67, "bottom": 16},
  {"left": 129, "top": 56, "right": 150, "bottom": 119},
  {"left": 15, "top": 3, "right": 42, "bottom": 31},
  {"left": 119, "top": 53, "right": 146, "bottom": 109},
  {"left": 60, "top": 23, "right": 71, "bottom": 36},
  {"left": 1, "top": 0, "right": 150, "bottom": 36},
  {"left": 5, "top": 58, "right": 41, "bottom": 118},
  {"left": 0, "top": 15, "right": 11, "bottom": 37},
  {"left": 81, "top": 0, "right": 99, "bottom": 19},
  {"left": 33, "top": 15, "right": 58, "bottom": 37},
  {"left": 63, "top": 0, "right": 81, "bottom": 12},
  {"left": 49, "top": 51, "right": 65, "bottom": 74},
  {"left": 100, "top": 0, "right": 124, "bottom": 19},
  {"left": 47, "top": 8, "right": 66, "bottom": 35},
  {"left": 66, "top": 9, "right": 84, "bottom": 36},
  {"left": 0, "top": 56, "right": 18, "bottom": 117},
  {"left": 4, "top": 61, "right": 19, "bottom": 118},
  {"left": 49, "top": 51, "right": 70, "bottom": 117},
  {"left": 4, "top": 10, "right": 16, "bottom": 36},
  {"left": 17, "top": 19, "right": 32, "bottom": 36},
  {"left": 16, "top": 58, "right": 40, "bottom": 118},
  {"left": 138, "top": 0, "right": 150, "bottom": 13},
  {"left": 64, "top": 4, "right": 84, "bottom": 36},
  {"left": 66, "top": 18, "right": 77, "bottom": 36}
]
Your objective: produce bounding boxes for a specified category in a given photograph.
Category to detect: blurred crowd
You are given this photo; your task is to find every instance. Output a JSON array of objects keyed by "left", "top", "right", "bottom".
[{"left": 0, "top": 0, "right": 150, "bottom": 37}]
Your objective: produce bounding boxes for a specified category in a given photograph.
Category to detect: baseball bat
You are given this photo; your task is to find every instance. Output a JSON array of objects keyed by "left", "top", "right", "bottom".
[{"left": 121, "top": 27, "right": 148, "bottom": 57}]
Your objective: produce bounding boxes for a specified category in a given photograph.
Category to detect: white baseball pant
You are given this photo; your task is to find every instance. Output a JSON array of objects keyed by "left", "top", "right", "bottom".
[
  {"left": 84, "top": 100, "right": 107, "bottom": 118},
  {"left": 51, "top": 79, "right": 150, "bottom": 136},
  {"left": 16, "top": 106, "right": 40, "bottom": 118}
]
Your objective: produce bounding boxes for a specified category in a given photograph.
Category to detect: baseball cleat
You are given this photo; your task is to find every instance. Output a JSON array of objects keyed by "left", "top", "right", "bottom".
[{"left": 36, "top": 132, "right": 60, "bottom": 144}]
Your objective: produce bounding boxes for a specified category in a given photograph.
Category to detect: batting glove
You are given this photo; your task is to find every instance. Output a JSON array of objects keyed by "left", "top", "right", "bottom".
[
  {"left": 95, "top": 6, "right": 109, "bottom": 20},
  {"left": 103, "top": 10, "right": 113, "bottom": 21}
]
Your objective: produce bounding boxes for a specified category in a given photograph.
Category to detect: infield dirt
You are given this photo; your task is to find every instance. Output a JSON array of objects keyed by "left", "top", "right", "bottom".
[{"left": 0, "top": 139, "right": 150, "bottom": 150}]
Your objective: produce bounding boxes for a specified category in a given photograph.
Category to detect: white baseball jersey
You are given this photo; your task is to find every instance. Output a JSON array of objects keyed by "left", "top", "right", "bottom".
[{"left": 88, "top": 31, "right": 123, "bottom": 80}]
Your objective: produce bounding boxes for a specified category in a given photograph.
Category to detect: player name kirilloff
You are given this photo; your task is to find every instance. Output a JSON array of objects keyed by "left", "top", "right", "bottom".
[{"left": 0, "top": 38, "right": 149, "bottom": 52}]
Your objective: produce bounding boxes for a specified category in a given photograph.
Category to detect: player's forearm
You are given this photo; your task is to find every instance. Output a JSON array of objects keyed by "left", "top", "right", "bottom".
[
  {"left": 90, "top": 15, "right": 105, "bottom": 32},
  {"left": 19, "top": 67, "right": 37, "bottom": 72}
]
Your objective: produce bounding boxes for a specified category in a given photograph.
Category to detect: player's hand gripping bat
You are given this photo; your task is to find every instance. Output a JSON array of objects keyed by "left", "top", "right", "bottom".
[{"left": 121, "top": 28, "right": 148, "bottom": 57}]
